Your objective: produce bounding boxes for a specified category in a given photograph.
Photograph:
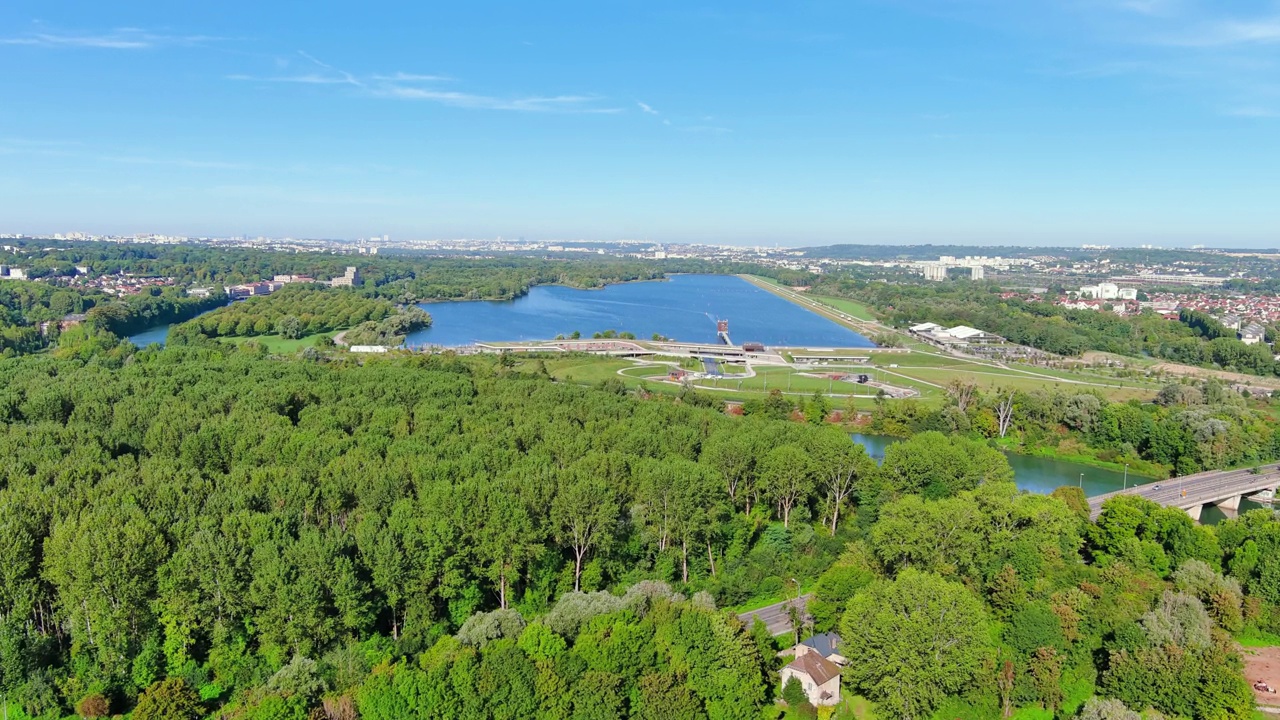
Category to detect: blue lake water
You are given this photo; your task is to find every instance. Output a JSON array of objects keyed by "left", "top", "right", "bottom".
[
  {"left": 404, "top": 274, "right": 876, "bottom": 348},
  {"left": 127, "top": 324, "right": 175, "bottom": 347},
  {"left": 126, "top": 305, "right": 225, "bottom": 347}
]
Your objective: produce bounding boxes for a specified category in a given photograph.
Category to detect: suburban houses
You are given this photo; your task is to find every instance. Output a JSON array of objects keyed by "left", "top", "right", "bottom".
[{"left": 780, "top": 632, "right": 846, "bottom": 707}]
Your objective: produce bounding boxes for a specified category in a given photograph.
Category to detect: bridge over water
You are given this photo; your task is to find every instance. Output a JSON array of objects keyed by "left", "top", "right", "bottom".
[{"left": 1088, "top": 463, "right": 1280, "bottom": 522}]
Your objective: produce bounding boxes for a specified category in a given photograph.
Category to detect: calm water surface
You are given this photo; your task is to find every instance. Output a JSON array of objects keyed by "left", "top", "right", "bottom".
[
  {"left": 126, "top": 305, "right": 225, "bottom": 347},
  {"left": 404, "top": 274, "right": 875, "bottom": 348}
]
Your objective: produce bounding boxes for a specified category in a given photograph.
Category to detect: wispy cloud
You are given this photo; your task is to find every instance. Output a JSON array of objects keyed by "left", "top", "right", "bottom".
[
  {"left": 231, "top": 52, "right": 621, "bottom": 113},
  {"left": 0, "top": 28, "right": 221, "bottom": 49},
  {"left": 373, "top": 72, "right": 452, "bottom": 82},
  {"left": 97, "top": 155, "right": 250, "bottom": 170},
  {"left": 1158, "top": 17, "right": 1280, "bottom": 46},
  {"left": 0, "top": 137, "right": 254, "bottom": 169},
  {"left": 680, "top": 125, "right": 732, "bottom": 134},
  {"left": 378, "top": 86, "right": 620, "bottom": 113},
  {"left": 1224, "top": 106, "right": 1280, "bottom": 118},
  {"left": 637, "top": 101, "right": 659, "bottom": 115},
  {"left": 227, "top": 73, "right": 353, "bottom": 85}
]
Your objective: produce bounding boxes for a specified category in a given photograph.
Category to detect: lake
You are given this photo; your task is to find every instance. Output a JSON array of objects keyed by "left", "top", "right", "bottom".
[
  {"left": 126, "top": 305, "right": 226, "bottom": 347},
  {"left": 403, "top": 274, "right": 876, "bottom": 348},
  {"left": 850, "top": 433, "right": 1264, "bottom": 523},
  {"left": 127, "top": 324, "right": 175, "bottom": 347}
]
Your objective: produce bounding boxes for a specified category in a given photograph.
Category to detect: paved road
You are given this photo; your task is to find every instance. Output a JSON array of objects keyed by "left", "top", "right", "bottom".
[
  {"left": 737, "top": 594, "right": 811, "bottom": 637},
  {"left": 1089, "top": 463, "right": 1280, "bottom": 520}
]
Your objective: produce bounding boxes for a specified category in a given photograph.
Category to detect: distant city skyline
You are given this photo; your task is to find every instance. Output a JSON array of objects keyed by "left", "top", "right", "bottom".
[{"left": 2, "top": 1, "right": 1279, "bottom": 246}]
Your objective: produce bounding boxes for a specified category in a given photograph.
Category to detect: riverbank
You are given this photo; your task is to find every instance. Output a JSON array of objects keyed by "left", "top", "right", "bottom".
[{"left": 992, "top": 436, "right": 1167, "bottom": 480}]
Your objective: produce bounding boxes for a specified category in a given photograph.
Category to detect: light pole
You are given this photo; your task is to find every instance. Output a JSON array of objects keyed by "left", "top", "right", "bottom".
[
  {"left": 1124, "top": 464, "right": 1129, "bottom": 490},
  {"left": 1078, "top": 473, "right": 1083, "bottom": 489}
]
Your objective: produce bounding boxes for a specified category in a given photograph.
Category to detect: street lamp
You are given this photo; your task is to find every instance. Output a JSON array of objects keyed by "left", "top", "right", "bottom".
[
  {"left": 1124, "top": 464, "right": 1129, "bottom": 490},
  {"left": 1078, "top": 473, "right": 1083, "bottom": 488}
]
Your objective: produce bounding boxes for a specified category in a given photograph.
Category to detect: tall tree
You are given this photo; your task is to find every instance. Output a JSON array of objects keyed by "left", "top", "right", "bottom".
[
  {"left": 810, "top": 429, "right": 876, "bottom": 532},
  {"left": 551, "top": 472, "right": 618, "bottom": 592},
  {"left": 759, "top": 445, "right": 814, "bottom": 528},
  {"left": 839, "top": 568, "right": 992, "bottom": 720}
]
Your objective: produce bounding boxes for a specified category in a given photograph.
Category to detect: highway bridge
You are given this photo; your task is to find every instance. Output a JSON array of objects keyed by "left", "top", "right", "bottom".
[{"left": 1088, "top": 463, "right": 1280, "bottom": 522}]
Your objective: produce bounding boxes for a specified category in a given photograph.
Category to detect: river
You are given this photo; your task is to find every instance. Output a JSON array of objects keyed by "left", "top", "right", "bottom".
[
  {"left": 850, "top": 433, "right": 1262, "bottom": 523},
  {"left": 403, "top": 274, "right": 876, "bottom": 348}
]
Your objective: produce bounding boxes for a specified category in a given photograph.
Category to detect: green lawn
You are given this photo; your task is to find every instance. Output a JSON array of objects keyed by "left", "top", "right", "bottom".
[
  {"left": 700, "top": 367, "right": 864, "bottom": 394},
  {"left": 883, "top": 365, "right": 1156, "bottom": 402},
  {"left": 221, "top": 331, "right": 339, "bottom": 353},
  {"left": 539, "top": 357, "right": 639, "bottom": 385}
]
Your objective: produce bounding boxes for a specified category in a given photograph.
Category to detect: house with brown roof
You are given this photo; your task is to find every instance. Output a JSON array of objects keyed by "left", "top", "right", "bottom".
[{"left": 780, "top": 651, "right": 841, "bottom": 707}]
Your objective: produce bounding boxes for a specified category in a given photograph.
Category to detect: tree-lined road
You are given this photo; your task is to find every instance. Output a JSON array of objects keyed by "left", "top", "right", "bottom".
[
  {"left": 1088, "top": 464, "right": 1280, "bottom": 521},
  {"left": 737, "top": 594, "right": 811, "bottom": 637}
]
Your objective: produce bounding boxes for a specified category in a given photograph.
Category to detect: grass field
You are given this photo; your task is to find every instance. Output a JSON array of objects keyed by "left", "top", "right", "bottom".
[
  {"left": 804, "top": 293, "right": 877, "bottom": 321},
  {"left": 884, "top": 364, "right": 1156, "bottom": 401},
  {"left": 221, "top": 331, "right": 338, "bottom": 353}
]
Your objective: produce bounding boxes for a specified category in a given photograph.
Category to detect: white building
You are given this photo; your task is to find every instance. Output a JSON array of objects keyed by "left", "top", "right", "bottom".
[
  {"left": 330, "top": 266, "right": 361, "bottom": 287},
  {"left": 1241, "top": 324, "right": 1267, "bottom": 346},
  {"left": 970, "top": 266, "right": 984, "bottom": 281},
  {"left": 1080, "top": 282, "right": 1120, "bottom": 300},
  {"left": 923, "top": 264, "right": 947, "bottom": 281}
]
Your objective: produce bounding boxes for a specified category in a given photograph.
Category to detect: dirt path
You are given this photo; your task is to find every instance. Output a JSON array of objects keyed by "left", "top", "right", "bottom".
[
  {"left": 1241, "top": 645, "right": 1280, "bottom": 710},
  {"left": 1151, "top": 362, "right": 1280, "bottom": 389}
]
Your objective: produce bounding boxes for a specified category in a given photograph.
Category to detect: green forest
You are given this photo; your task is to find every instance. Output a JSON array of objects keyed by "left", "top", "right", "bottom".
[
  {"left": 166, "top": 286, "right": 431, "bottom": 346},
  {"left": 0, "top": 282, "right": 225, "bottom": 357},
  {"left": 867, "top": 379, "right": 1280, "bottom": 478},
  {"left": 0, "top": 343, "right": 1277, "bottom": 719}
]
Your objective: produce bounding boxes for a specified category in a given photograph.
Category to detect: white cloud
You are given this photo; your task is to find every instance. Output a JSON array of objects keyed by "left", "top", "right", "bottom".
[
  {"left": 1159, "top": 17, "right": 1280, "bottom": 46},
  {"left": 227, "top": 73, "right": 356, "bottom": 85},
  {"left": 0, "top": 28, "right": 220, "bottom": 49},
  {"left": 378, "top": 85, "right": 619, "bottom": 112},
  {"left": 1224, "top": 106, "right": 1280, "bottom": 118},
  {"left": 372, "top": 72, "right": 452, "bottom": 82},
  {"left": 637, "top": 101, "right": 659, "bottom": 115},
  {"left": 227, "top": 52, "right": 619, "bottom": 113}
]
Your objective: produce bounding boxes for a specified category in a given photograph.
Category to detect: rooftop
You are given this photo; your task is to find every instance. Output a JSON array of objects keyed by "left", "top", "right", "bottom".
[{"left": 785, "top": 652, "right": 841, "bottom": 686}]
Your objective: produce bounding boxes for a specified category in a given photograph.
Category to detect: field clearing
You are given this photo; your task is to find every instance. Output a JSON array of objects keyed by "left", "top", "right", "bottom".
[
  {"left": 221, "top": 331, "right": 338, "bottom": 353},
  {"left": 538, "top": 357, "right": 639, "bottom": 385},
  {"left": 698, "top": 366, "right": 864, "bottom": 394},
  {"left": 887, "top": 365, "right": 1155, "bottom": 400}
]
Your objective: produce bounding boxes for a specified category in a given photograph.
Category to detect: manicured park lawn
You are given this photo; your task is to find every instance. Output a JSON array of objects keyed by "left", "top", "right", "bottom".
[{"left": 221, "top": 331, "right": 339, "bottom": 353}]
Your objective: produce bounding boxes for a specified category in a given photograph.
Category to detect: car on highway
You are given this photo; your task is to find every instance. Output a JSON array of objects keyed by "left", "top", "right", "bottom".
[{"left": 1153, "top": 484, "right": 1162, "bottom": 490}]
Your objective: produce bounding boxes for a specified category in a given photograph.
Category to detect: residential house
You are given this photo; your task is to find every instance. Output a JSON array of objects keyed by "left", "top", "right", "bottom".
[
  {"left": 780, "top": 652, "right": 842, "bottom": 707},
  {"left": 793, "top": 632, "right": 847, "bottom": 666}
]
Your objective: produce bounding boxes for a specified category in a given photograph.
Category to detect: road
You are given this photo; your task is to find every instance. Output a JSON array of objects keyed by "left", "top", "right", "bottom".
[
  {"left": 737, "top": 594, "right": 811, "bottom": 637},
  {"left": 1089, "top": 464, "right": 1280, "bottom": 520}
]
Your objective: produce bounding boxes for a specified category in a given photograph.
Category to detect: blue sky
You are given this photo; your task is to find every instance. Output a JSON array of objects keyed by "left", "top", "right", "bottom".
[{"left": 1, "top": 1, "right": 1278, "bottom": 246}]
